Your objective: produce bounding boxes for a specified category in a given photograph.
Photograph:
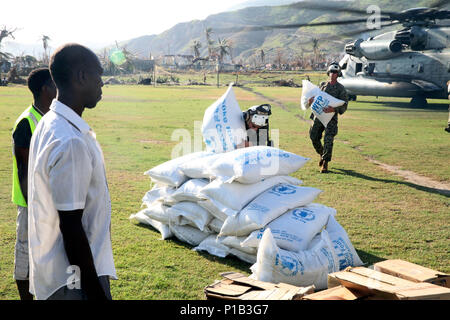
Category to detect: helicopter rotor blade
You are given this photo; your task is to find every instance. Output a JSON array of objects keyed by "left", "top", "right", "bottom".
[
  {"left": 285, "top": 1, "right": 397, "bottom": 17},
  {"left": 429, "top": 0, "right": 450, "bottom": 9},
  {"left": 336, "top": 21, "right": 402, "bottom": 39},
  {"left": 287, "top": 1, "right": 450, "bottom": 21},
  {"left": 294, "top": 21, "right": 402, "bottom": 45},
  {"left": 434, "top": 10, "right": 450, "bottom": 19},
  {"left": 215, "top": 17, "right": 392, "bottom": 34},
  {"left": 431, "top": 24, "right": 450, "bottom": 28}
]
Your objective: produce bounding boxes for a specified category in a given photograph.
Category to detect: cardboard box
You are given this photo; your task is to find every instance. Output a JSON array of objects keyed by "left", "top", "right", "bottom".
[
  {"left": 204, "top": 272, "right": 314, "bottom": 300},
  {"left": 374, "top": 259, "right": 450, "bottom": 288},
  {"left": 328, "top": 267, "right": 450, "bottom": 300},
  {"left": 302, "top": 285, "right": 366, "bottom": 300}
]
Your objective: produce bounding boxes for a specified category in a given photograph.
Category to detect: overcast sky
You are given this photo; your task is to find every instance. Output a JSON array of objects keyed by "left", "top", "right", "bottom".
[{"left": 1, "top": 0, "right": 246, "bottom": 49}]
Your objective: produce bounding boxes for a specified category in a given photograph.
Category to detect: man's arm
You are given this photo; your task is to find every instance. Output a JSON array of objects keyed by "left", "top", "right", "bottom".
[
  {"left": 58, "top": 210, "right": 107, "bottom": 300},
  {"left": 13, "top": 119, "right": 33, "bottom": 202},
  {"left": 335, "top": 87, "right": 349, "bottom": 115},
  {"left": 15, "top": 146, "right": 29, "bottom": 203}
]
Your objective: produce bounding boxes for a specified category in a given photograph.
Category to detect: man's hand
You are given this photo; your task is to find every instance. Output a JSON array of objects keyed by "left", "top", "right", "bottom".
[
  {"left": 308, "top": 97, "right": 315, "bottom": 105},
  {"left": 323, "top": 106, "right": 335, "bottom": 113},
  {"left": 59, "top": 210, "right": 108, "bottom": 300}
]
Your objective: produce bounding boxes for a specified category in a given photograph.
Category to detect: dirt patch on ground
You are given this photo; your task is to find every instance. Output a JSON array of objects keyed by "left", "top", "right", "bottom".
[
  {"left": 340, "top": 140, "right": 450, "bottom": 196},
  {"left": 367, "top": 158, "right": 450, "bottom": 196}
]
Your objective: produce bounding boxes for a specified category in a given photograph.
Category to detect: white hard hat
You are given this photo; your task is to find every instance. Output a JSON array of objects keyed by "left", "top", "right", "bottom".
[{"left": 327, "top": 62, "right": 342, "bottom": 76}]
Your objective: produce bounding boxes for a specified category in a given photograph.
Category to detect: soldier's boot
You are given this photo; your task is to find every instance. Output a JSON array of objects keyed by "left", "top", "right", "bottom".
[
  {"left": 320, "top": 161, "right": 329, "bottom": 173},
  {"left": 445, "top": 124, "right": 450, "bottom": 133}
]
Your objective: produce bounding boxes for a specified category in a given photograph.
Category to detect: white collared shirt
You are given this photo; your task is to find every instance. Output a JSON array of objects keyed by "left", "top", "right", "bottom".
[{"left": 28, "top": 99, "right": 117, "bottom": 300}]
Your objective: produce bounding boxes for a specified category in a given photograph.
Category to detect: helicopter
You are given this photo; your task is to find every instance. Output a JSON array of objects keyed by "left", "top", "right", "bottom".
[
  {"left": 333, "top": 3, "right": 450, "bottom": 106},
  {"left": 216, "top": 0, "right": 450, "bottom": 107}
]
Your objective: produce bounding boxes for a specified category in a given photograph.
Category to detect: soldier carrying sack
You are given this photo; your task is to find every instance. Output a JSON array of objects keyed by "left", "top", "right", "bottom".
[{"left": 309, "top": 62, "right": 348, "bottom": 173}]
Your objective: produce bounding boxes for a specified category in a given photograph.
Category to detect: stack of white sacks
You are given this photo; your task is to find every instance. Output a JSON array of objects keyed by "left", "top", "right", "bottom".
[
  {"left": 130, "top": 84, "right": 362, "bottom": 290},
  {"left": 130, "top": 145, "right": 363, "bottom": 290}
]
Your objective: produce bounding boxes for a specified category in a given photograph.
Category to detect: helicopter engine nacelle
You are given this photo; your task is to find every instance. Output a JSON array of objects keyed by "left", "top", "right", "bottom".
[{"left": 345, "top": 38, "right": 403, "bottom": 60}]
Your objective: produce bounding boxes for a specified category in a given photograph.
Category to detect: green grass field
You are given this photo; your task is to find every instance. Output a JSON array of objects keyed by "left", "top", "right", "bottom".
[{"left": 0, "top": 81, "right": 449, "bottom": 300}]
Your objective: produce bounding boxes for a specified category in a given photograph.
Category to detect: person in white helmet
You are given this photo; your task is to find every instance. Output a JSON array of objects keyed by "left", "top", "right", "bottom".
[
  {"left": 241, "top": 104, "right": 273, "bottom": 147},
  {"left": 308, "top": 62, "right": 348, "bottom": 173}
]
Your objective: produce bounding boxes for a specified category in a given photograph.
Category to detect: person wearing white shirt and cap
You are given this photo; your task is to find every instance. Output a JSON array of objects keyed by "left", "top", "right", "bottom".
[{"left": 27, "top": 43, "right": 117, "bottom": 300}]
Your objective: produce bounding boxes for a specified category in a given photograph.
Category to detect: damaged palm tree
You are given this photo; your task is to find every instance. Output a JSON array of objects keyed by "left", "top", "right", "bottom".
[
  {"left": 192, "top": 40, "right": 202, "bottom": 60},
  {"left": 0, "top": 26, "right": 16, "bottom": 46},
  {"left": 41, "top": 35, "right": 51, "bottom": 64},
  {"left": 205, "top": 27, "right": 215, "bottom": 61},
  {"left": 0, "top": 26, "right": 16, "bottom": 71},
  {"left": 215, "top": 38, "right": 232, "bottom": 87}
]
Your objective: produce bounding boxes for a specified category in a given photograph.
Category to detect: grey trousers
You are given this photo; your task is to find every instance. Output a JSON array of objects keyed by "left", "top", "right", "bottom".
[
  {"left": 47, "top": 275, "right": 112, "bottom": 300},
  {"left": 14, "top": 205, "right": 29, "bottom": 281}
]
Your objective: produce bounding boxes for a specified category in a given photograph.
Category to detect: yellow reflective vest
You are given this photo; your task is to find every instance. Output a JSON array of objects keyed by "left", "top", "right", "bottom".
[{"left": 12, "top": 105, "right": 42, "bottom": 207}]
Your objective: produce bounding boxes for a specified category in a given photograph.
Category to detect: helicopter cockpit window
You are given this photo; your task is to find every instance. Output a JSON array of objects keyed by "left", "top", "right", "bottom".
[
  {"left": 355, "top": 63, "right": 362, "bottom": 75},
  {"left": 447, "top": 62, "right": 450, "bottom": 73},
  {"left": 339, "top": 56, "right": 349, "bottom": 70}
]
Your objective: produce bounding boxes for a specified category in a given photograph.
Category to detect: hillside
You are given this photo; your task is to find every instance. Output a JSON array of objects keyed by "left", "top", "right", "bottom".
[{"left": 120, "top": 0, "right": 438, "bottom": 64}]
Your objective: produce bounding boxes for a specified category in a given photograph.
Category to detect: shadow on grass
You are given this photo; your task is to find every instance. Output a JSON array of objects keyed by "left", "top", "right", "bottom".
[
  {"left": 135, "top": 223, "right": 251, "bottom": 274},
  {"left": 357, "top": 250, "right": 385, "bottom": 267},
  {"left": 136, "top": 223, "right": 392, "bottom": 274},
  {"left": 352, "top": 100, "right": 448, "bottom": 111},
  {"left": 331, "top": 168, "right": 450, "bottom": 197}
]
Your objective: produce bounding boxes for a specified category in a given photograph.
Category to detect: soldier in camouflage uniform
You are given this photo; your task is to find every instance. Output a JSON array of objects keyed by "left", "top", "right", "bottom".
[{"left": 309, "top": 62, "right": 348, "bottom": 173}]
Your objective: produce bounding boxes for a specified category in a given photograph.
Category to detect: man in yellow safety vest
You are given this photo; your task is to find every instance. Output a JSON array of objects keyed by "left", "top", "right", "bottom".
[{"left": 11, "top": 68, "right": 56, "bottom": 300}]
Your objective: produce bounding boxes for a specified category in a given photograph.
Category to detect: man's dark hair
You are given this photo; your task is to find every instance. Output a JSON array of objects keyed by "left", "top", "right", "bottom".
[
  {"left": 49, "top": 43, "right": 100, "bottom": 89},
  {"left": 27, "top": 68, "right": 52, "bottom": 99}
]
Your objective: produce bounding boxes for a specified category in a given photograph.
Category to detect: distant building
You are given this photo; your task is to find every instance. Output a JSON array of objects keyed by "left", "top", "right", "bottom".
[
  {"left": 132, "top": 59, "right": 155, "bottom": 72},
  {"left": 219, "top": 63, "right": 243, "bottom": 72},
  {"left": 160, "top": 54, "right": 194, "bottom": 69}
]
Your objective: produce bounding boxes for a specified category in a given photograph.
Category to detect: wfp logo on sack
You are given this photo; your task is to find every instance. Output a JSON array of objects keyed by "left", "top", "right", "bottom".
[
  {"left": 291, "top": 208, "right": 315, "bottom": 223},
  {"left": 311, "top": 95, "right": 330, "bottom": 115},
  {"left": 269, "top": 184, "right": 297, "bottom": 196},
  {"left": 275, "top": 254, "right": 303, "bottom": 277},
  {"left": 256, "top": 227, "right": 266, "bottom": 240}
]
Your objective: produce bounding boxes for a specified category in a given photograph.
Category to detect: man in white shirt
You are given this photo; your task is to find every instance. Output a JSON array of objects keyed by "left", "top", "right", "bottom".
[{"left": 27, "top": 43, "right": 117, "bottom": 300}]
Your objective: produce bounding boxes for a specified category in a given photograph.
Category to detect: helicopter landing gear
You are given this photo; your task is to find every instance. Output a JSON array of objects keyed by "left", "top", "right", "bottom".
[
  {"left": 410, "top": 96, "right": 428, "bottom": 108},
  {"left": 348, "top": 95, "right": 357, "bottom": 101}
]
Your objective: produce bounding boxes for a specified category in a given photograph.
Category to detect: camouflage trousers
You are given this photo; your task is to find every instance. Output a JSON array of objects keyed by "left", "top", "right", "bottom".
[{"left": 309, "top": 117, "right": 338, "bottom": 162}]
